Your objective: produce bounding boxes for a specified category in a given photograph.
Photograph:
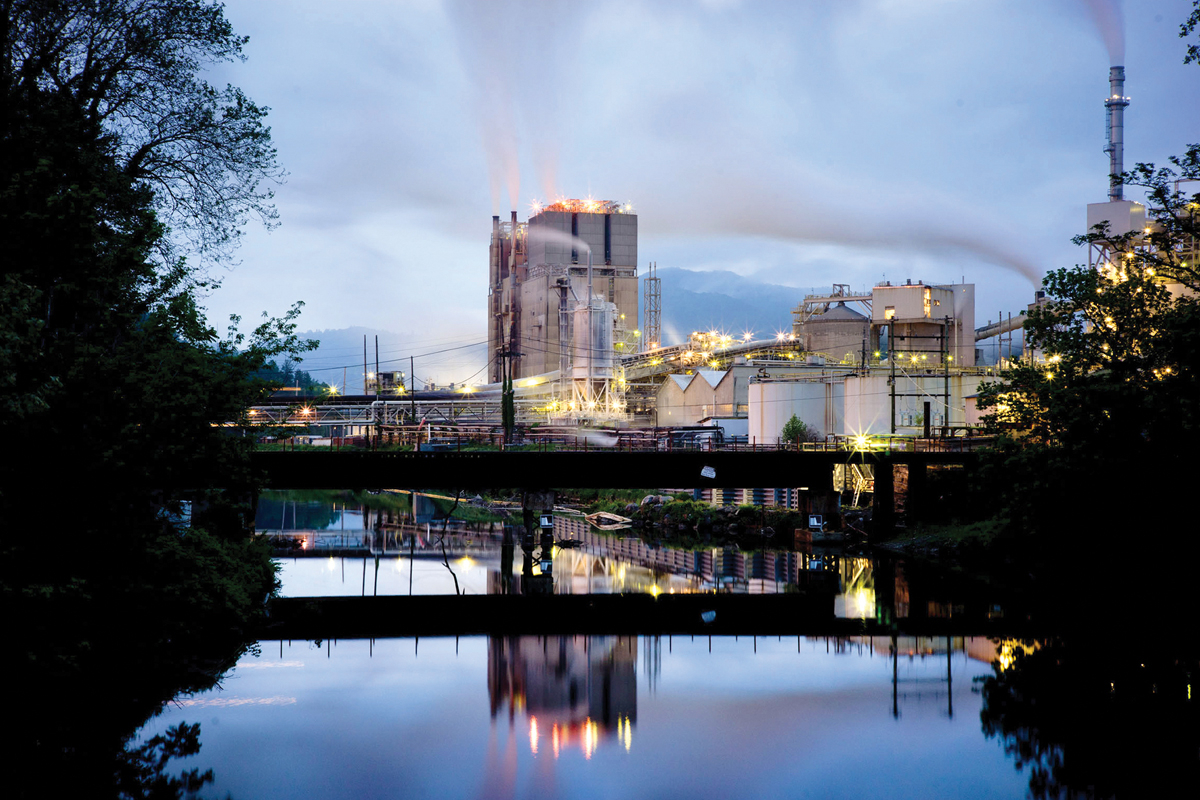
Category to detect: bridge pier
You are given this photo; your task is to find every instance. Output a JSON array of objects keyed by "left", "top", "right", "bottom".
[
  {"left": 906, "top": 462, "right": 928, "bottom": 525},
  {"left": 872, "top": 462, "right": 895, "bottom": 539}
]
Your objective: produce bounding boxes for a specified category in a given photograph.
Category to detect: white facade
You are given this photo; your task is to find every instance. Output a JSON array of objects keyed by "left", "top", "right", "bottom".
[
  {"left": 1086, "top": 200, "right": 1145, "bottom": 238},
  {"left": 749, "top": 372, "right": 1000, "bottom": 438},
  {"left": 748, "top": 380, "right": 844, "bottom": 444},
  {"left": 871, "top": 282, "right": 975, "bottom": 367}
]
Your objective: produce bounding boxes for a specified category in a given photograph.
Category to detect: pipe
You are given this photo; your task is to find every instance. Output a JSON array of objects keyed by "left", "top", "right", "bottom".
[
  {"left": 974, "top": 313, "right": 1025, "bottom": 342},
  {"left": 1104, "top": 66, "right": 1129, "bottom": 202}
]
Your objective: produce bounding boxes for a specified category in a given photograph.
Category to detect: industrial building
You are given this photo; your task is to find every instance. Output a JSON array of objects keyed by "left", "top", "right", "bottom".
[
  {"left": 790, "top": 281, "right": 976, "bottom": 367},
  {"left": 488, "top": 200, "right": 639, "bottom": 384}
]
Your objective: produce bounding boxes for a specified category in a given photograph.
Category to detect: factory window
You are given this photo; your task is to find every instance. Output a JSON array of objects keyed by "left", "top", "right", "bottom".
[
  {"left": 884, "top": 306, "right": 895, "bottom": 320},
  {"left": 923, "top": 287, "right": 932, "bottom": 317}
]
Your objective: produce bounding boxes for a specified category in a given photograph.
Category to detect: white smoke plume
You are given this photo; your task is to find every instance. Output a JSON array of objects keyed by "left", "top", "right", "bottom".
[
  {"left": 448, "top": 1, "right": 1061, "bottom": 287},
  {"left": 526, "top": 223, "right": 591, "bottom": 254},
  {"left": 446, "top": 0, "right": 580, "bottom": 211},
  {"left": 1078, "top": 0, "right": 1125, "bottom": 65}
]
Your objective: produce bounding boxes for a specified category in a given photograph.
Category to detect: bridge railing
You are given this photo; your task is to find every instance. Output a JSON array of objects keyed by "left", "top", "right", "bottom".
[{"left": 255, "top": 423, "right": 993, "bottom": 454}]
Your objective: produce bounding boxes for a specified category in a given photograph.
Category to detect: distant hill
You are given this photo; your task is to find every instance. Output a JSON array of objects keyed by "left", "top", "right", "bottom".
[
  {"left": 651, "top": 268, "right": 814, "bottom": 344},
  {"left": 288, "top": 326, "right": 415, "bottom": 394}
]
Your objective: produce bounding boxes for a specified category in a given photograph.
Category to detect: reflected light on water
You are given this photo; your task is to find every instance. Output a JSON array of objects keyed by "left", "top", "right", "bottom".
[
  {"left": 529, "top": 716, "right": 538, "bottom": 755},
  {"left": 583, "top": 718, "right": 597, "bottom": 760}
]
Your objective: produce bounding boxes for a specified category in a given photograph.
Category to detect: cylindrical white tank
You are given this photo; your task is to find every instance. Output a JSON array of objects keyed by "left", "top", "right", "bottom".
[{"left": 572, "top": 297, "right": 616, "bottom": 379}]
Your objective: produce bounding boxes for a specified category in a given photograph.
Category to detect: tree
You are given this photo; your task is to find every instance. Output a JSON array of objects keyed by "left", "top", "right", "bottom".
[
  {"left": 1184, "top": 0, "right": 1200, "bottom": 65},
  {"left": 2, "top": 6, "right": 308, "bottom": 795},
  {"left": 975, "top": 146, "right": 1200, "bottom": 541},
  {"left": 4, "top": 0, "right": 283, "bottom": 268},
  {"left": 780, "top": 413, "right": 817, "bottom": 445}
]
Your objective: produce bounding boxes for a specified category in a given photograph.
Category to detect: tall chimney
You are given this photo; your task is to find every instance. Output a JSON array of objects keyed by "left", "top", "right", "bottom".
[
  {"left": 509, "top": 210, "right": 518, "bottom": 272},
  {"left": 1104, "top": 66, "right": 1129, "bottom": 201}
]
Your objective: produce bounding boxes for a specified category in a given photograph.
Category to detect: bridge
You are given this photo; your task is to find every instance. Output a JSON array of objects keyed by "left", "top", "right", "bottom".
[{"left": 252, "top": 448, "right": 973, "bottom": 490}]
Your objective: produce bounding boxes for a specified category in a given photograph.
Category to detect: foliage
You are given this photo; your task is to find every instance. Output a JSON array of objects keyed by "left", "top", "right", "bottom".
[
  {"left": 780, "top": 413, "right": 818, "bottom": 444},
  {"left": 978, "top": 267, "right": 1199, "bottom": 450},
  {"left": 1184, "top": 0, "right": 1200, "bottom": 65},
  {"left": 114, "top": 723, "right": 213, "bottom": 800},
  {"left": 1078, "top": 144, "right": 1199, "bottom": 289},
  {"left": 2, "top": 4, "right": 305, "bottom": 795},
  {"left": 5, "top": 0, "right": 284, "bottom": 267},
  {"left": 974, "top": 144, "right": 1200, "bottom": 541},
  {"left": 980, "top": 640, "right": 1200, "bottom": 799},
  {"left": 254, "top": 358, "right": 330, "bottom": 394}
]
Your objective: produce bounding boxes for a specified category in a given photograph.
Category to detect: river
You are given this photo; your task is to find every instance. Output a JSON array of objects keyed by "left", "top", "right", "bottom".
[{"left": 115, "top": 495, "right": 1200, "bottom": 798}]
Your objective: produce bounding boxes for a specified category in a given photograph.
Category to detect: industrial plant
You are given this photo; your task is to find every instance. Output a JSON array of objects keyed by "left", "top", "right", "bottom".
[{"left": 252, "top": 60, "right": 1196, "bottom": 516}]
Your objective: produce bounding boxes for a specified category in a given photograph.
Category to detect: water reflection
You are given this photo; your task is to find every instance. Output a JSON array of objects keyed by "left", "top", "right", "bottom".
[
  {"left": 979, "top": 639, "right": 1200, "bottom": 798},
  {"left": 137, "top": 634, "right": 1026, "bottom": 800},
  {"left": 489, "top": 636, "right": 638, "bottom": 759},
  {"left": 269, "top": 518, "right": 997, "bottom": 624}
]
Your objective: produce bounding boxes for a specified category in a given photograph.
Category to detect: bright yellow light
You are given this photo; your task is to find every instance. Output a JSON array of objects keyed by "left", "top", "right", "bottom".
[
  {"left": 854, "top": 434, "right": 869, "bottom": 449},
  {"left": 530, "top": 717, "right": 539, "bottom": 755},
  {"left": 248, "top": 409, "right": 257, "bottom": 416}
]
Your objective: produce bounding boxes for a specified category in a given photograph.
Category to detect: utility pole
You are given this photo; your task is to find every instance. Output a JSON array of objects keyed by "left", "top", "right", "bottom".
[
  {"left": 943, "top": 315, "right": 950, "bottom": 433},
  {"left": 889, "top": 337, "right": 897, "bottom": 435},
  {"left": 374, "top": 335, "right": 380, "bottom": 400},
  {"left": 410, "top": 355, "right": 416, "bottom": 425},
  {"left": 363, "top": 335, "right": 368, "bottom": 396}
]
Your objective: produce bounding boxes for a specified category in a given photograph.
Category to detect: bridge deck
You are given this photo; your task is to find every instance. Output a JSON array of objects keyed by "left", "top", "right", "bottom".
[
  {"left": 252, "top": 449, "right": 974, "bottom": 490},
  {"left": 261, "top": 593, "right": 1025, "bottom": 639}
]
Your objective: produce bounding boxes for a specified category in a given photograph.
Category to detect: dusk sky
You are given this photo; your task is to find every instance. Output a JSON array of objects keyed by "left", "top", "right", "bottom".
[{"left": 203, "top": 0, "right": 1200, "bottom": 385}]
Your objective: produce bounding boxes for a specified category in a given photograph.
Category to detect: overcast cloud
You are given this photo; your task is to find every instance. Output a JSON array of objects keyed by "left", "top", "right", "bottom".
[{"left": 202, "top": 0, "right": 1200, "bottom": 383}]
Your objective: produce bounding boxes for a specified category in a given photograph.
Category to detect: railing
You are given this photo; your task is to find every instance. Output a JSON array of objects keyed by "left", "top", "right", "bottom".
[{"left": 258, "top": 423, "right": 994, "bottom": 454}]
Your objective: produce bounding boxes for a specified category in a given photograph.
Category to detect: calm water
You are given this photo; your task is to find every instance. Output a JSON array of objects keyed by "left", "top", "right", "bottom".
[
  {"left": 265, "top": 500, "right": 945, "bottom": 622},
  {"left": 140, "top": 634, "right": 1027, "bottom": 800},
  {"left": 210, "top": 496, "right": 1197, "bottom": 797}
]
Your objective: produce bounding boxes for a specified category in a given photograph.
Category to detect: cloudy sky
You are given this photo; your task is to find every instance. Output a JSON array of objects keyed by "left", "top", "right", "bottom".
[{"left": 203, "top": 0, "right": 1200, "bottom": 384}]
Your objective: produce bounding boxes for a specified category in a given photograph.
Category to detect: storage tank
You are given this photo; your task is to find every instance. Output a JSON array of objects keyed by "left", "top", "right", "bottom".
[{"left": 572, "top": 297, "right": 616, "bottom": 380}]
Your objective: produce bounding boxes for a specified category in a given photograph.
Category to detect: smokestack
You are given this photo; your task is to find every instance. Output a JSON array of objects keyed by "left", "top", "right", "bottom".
[
  {"left": 1104, "top": 66, "right": 1129, "bottom": 202},
  {"left": 509, "top": 210, "right": 518, "bottom": 271},
  {"left": 491, "top": 215, "right": 500, "bottom": 282}
]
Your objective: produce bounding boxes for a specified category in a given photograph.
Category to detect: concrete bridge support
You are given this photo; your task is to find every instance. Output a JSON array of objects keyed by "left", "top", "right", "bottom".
[{"left": 872, "top": 462, "right": 895, "bottom": 539}]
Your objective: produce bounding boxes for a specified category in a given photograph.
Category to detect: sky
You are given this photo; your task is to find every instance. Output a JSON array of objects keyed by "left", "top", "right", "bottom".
[{"left": 202, "top": 0, "right": 1200, "bottom": 385}]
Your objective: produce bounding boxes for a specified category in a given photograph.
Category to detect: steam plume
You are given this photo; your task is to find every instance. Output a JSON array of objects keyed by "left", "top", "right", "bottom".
[
  {"left": 527, "top": 224, "right": 591, "bottom": 254},
  {"left": 1079, "top": 0, "right": 1125, "bottom": 64}
]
